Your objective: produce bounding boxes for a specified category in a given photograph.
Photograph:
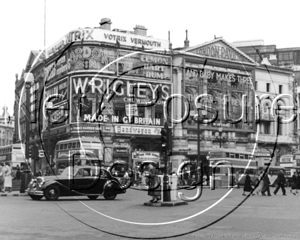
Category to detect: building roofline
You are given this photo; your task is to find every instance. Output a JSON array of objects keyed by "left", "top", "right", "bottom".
[
  {"left": 172, "top": 50, "right": 256, "bottom": 67},
  {"left": 184, "top": 37, "right": 256, "bottom": 64}
]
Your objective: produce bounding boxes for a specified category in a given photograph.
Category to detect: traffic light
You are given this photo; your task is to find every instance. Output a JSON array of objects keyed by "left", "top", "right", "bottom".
[
  {"left": 28, "top": 146, "right": 32, "bottom": 159},
  {"left": 161, "top": 122, "right": 168, "bottom": 153},
  {"left": 161, "top": 122, "right": 172, "bottom": 155}
]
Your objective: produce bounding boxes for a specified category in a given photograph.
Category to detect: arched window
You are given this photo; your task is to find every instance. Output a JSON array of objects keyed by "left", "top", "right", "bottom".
[{"left": 263, "top": 102, "right": 271, "bottom": 114}]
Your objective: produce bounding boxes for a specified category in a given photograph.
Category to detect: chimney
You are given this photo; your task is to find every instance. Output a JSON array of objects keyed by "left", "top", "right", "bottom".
[
  {"left": 134, "top": 25, "right": 147, "bottom": 36},
  {"left": 184, "top": 30, "right": 190, "bottom": 48},
  {"left": 100, "top": 18, "right": 112, "bottom": 30}
]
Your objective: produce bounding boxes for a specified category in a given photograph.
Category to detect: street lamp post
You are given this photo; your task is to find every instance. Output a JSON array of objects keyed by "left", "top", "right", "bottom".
[
  {"left": 48, "top": 123, "right": 51, "bottom": 164},
  {"left": 194, "top": 107, "right": 207, "bottom": 182},
  {"left": 24, "top": 73, "right": 34, "bottom": 169},
  {"left": 197, "top": 108, "right": 200, "bottom": 180},
  {"left": 45, "top": 102, "right": 53, "bottom": 168}
]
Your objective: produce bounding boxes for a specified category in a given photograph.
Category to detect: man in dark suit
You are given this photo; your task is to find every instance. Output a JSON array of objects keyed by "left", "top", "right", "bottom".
[
  {"left": 261, "top": 172, "right": 271, "bottom": 196},
  {"left": 274, "top": 170, "right": 286, "bottom": 196}
]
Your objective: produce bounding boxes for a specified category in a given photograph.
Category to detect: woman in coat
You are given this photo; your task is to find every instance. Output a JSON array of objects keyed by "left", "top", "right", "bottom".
[
  {"left": 4, "top": 163, "right": 12, "bottom": 192},
  {"left": 290, "top": 172, "right": 298, "bottom": 195},
  {"left": 296, "top": 171, "right": 300, "bottom": 194},
  {"left": 243, "top": 170, "right": 255, "bottom": 196},
  {"left": 0, "top": 163, "right": 5, "bottom": 192},
  {"left": 146, "top": 164, "right": 161, "bottom": 203}
]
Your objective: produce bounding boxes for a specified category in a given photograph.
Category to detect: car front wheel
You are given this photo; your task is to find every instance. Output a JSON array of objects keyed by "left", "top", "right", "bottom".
[
  {"left": 44, "top": 185, "right": 60, "bottom": 201},
  {"left": 104, "top": 191, "right": 117, "bottom": 200},
  {"left": 29, "top": 195, "right": 43, "bottom": 201}
]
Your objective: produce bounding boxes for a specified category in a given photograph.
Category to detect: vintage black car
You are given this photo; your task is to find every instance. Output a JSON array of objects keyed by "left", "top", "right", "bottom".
[{"left": 27, "top": 166, "right": 126, "bottom": 201}]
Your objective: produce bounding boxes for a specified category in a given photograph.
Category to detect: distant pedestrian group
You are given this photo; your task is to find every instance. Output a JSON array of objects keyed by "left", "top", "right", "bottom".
[{"left": 241, "top": 169, "right": 293, "bottom": 197}]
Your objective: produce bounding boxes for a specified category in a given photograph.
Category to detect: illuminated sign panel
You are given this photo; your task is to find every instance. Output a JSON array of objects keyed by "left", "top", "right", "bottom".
[
  {"left": 45, "top": 53, "right": 68, "bottom": 83},
  {"left": 46, "top": 28, "right": 169, "bottom": 57},
  {"left": 115, "top": 126, "right": 161, "bottom": 135},
  {"left": 70, "top": 75, "right": 170, "bottom": 124},
  {"left": 68, "top": 46, "right": 117, "bottom": 73},
  {"left": 118, "top": 51, "right": 171, "bottom": 80},
  {"left": 185, "top": 64, "right": 255, "bottom": 130}
]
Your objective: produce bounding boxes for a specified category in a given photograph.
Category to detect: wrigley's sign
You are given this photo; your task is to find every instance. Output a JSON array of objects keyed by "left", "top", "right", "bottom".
[{"left": 47, "top": 28, "right": 169, "bottom": 57}]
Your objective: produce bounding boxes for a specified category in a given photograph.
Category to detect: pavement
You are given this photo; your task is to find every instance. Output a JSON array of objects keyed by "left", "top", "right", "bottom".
[
  {"left": 2, "top": 186, "right": 300, "bottom": 240},
  {"left": 0, "top": 191, "right": 28, "bottom": 197}
]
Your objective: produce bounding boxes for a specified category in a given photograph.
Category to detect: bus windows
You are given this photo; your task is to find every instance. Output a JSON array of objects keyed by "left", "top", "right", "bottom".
[
  {"left": 226, "top": 153, "right": 230, "bottom": 158},
  {"left": 60, "top": 144, "right": 64, "bottom": 150},
  {"left": 72, "top": 142, "right": 76, "bottom": 149},
  {"left": 235, "top": 154, "right": 239, "bottom": 158},
  {"left": 63, "top": 144, "right": 67, "bottom": 150},
  {"left": 240, "top": 155, "right": 245, "bottom": 159},
  {"left": 230, "top": 153, "right": 235, "bottom": 158},
  {"left": 77, "top": 142, "right": 80, "bottom": 148},
  {"left": 245, "top": 155, "right": 249, "bottom": 159}
]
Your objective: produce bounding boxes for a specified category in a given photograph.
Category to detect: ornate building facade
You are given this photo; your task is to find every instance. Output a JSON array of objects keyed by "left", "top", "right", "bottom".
[{"left": 14, "top": 21, "right": 298, "bottom": 173}]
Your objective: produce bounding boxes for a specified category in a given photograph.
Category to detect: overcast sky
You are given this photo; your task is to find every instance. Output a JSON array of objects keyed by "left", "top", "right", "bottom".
[{"left": 1, "top": 0, "right": 299, "bottom": 116}]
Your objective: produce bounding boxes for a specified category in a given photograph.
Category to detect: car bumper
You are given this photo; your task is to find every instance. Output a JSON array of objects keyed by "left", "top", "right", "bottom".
[
  {"left": 27, "top": 189, "right": 44, "bottom": 196},
  {"left": 118, "top": 188, "right": 126, "bottom": 194}
]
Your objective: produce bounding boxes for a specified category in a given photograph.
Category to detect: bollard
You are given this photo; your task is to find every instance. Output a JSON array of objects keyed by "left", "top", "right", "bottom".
[
  {"left": 20, "top": 170, "right": 32, "bottom": 193},
  {"left": 163, "top": 175, "right": 171, "bottom": 202},
  {"left": 169, "top": 175, "right": 178, "bottom": 201}
]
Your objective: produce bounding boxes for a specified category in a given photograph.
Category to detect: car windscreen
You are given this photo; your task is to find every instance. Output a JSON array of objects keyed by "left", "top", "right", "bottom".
[{"left": 60, "top": 167, "right": 78, "bottom": 177}]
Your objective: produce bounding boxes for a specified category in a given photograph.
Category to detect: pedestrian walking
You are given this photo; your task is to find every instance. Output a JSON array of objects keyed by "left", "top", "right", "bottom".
[
  {"left": 242, "top": 170, "right": 255, "bottom": 196},
  {"left": 274, "top": 170, "right": 286, "bottom": 196},
  {"left": 4, "top": 163, "right": 12, "bottom": 192},
  {"left": 296, "top": 171, "right": 300, "bottom": 194},
  {"left": 16, "top": 165, "right": 21, "bottom": 180},
  {"left": 290, "top": 172, "right": 297, "bottom": 195},
  {"left": 235, "top": 170, "right": 240, "bottom": 189},
  {"left": 0, "top": 163, "right": 5, "bottom": 192},
  {"left": 256, "top": 171, "right": 265, "bottom": 195},
  {"left": 261, "top": 171, "right": 271, "bottom": 196},
  {"left": 146, "top": 164, "right": 161, "bottom": 203},
  {"left": 183, "top": 168, "right": 189, "bottom": 186}
]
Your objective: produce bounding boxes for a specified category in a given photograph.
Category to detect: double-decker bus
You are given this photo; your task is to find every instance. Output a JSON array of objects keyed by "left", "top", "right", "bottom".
[
  {"left": 208, "top": 149, "right": 258, "bottom": 187},
  {"left": 54, "top": 137, "right": 103, "bottom": 174},
  {"left": 0, "top": 143, "right": 26, "bottom": 174}
]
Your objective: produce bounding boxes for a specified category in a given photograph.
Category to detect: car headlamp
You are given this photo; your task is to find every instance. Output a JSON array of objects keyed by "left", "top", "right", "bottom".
[{"left": 36, "top": 177, "right": 45, "bottom": 187}]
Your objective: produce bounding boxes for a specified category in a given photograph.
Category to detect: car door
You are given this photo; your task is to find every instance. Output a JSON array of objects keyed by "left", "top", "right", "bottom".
[
  {"left": 87, "top": 168, "right": 109, "bottom": 194},
  {"left": 72, "top": 168, "right": 94, "bottom": 192},
  {"left": 97, "top": 169, "right": 110, "bottom": 194}
]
